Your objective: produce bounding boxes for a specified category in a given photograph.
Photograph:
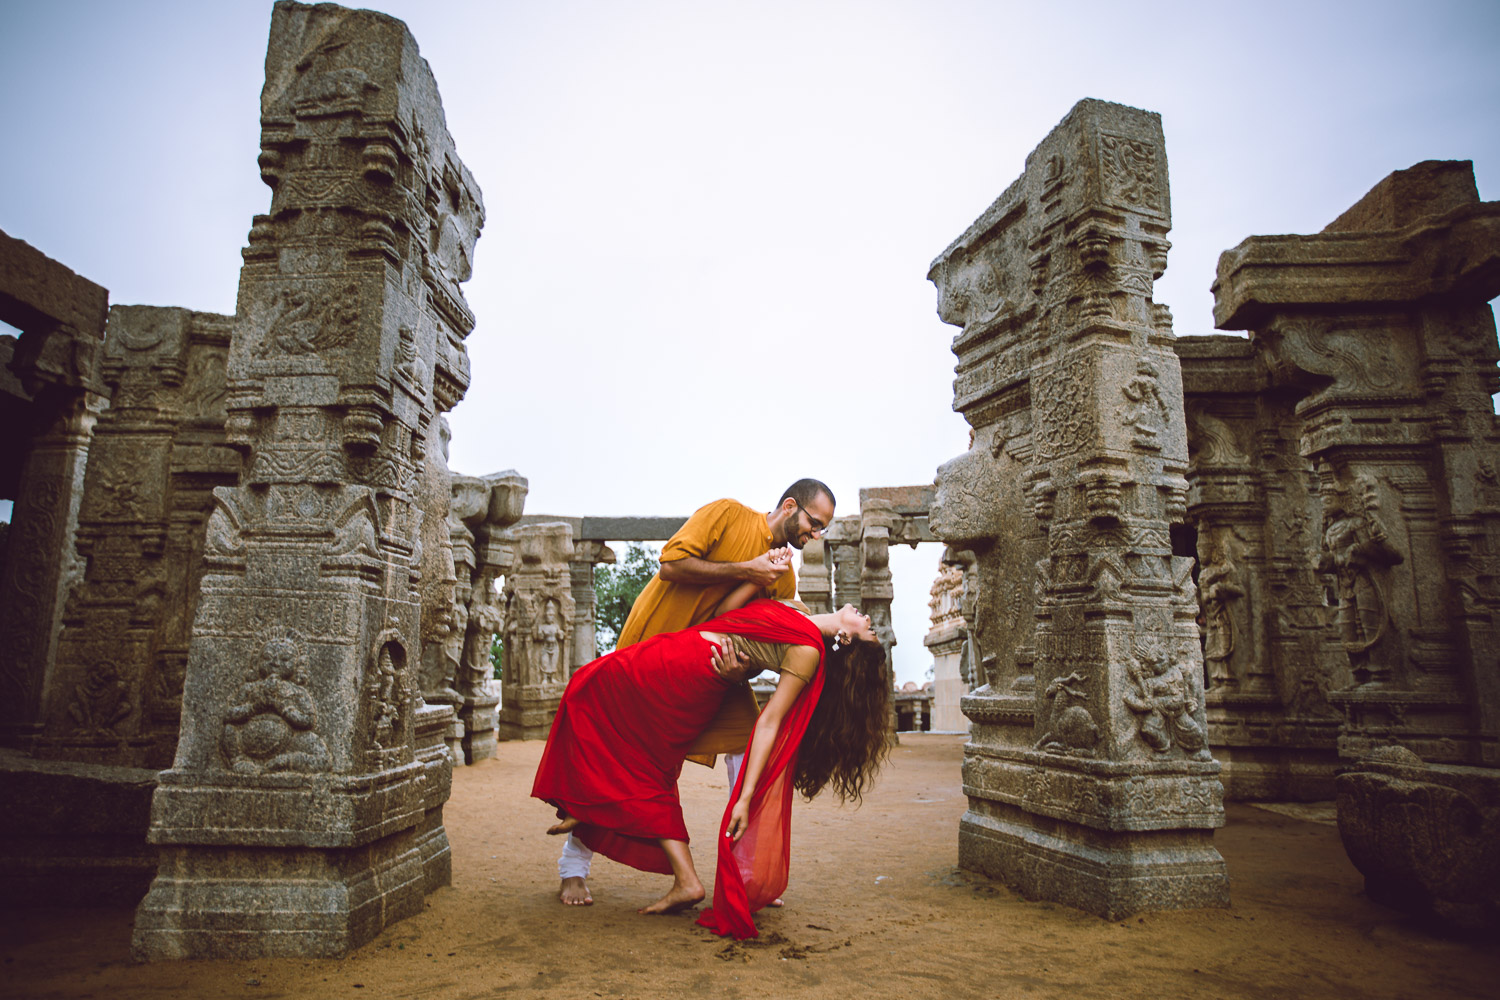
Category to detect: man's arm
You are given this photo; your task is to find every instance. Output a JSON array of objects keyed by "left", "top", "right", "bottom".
[{"left": 660, "top": 550, "right": 789, "bottom": 589}]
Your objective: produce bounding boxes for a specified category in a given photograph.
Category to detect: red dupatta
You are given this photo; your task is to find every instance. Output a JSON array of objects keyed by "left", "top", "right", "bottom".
[{"left": 693, "top": 600, "right": 825, "bottom": 939}]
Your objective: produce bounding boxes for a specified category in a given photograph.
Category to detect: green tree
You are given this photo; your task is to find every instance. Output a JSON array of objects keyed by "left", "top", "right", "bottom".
[
  {"left": 490, "top": 633, "right": 504, "bottom": 680},
  {"left": 594, "top": 542, "right": 659, "bottom": 655}
]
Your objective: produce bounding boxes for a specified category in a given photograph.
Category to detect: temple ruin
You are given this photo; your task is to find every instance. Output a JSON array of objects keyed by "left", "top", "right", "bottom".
[{"left": 0, "top": 1, "right": 1496, "bottom": 962}]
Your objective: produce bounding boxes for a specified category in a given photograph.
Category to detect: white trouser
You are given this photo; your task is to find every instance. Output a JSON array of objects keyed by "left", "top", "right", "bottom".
[{"left": 558, "top": 751, "right": 745, "bottom": 880}]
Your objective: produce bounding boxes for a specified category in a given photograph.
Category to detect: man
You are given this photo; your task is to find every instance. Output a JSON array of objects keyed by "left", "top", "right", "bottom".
[{"left": 557, "top": 477, "right": 836, "bottom": 905}]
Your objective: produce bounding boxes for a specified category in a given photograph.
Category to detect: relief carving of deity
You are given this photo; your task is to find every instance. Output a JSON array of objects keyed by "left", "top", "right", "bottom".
[
  {"left": 1124, "top": 637, "right": 1208, "bottom": 759},
  {"left": 1198, "top": 539, "right": 1244, "bottom": 689},
  {"left": 220, "top": 632, "right": 331, "bottom": 775},
  {"left": 535, "top": 600, "right": 565, "bottom": 686},
  {"left": 1317, "top": 475, "right": 1403, "bottom": 658}
]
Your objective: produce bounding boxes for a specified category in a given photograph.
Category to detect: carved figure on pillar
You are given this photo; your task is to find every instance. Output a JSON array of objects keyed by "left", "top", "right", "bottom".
[{"left": 1317, "top": 474, "right": 1403, "bottom": 670}]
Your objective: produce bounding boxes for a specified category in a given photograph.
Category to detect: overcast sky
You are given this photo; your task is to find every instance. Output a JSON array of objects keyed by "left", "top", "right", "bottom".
[{"left": 3, "top": 0, "right": 1497, "bottom": 689}]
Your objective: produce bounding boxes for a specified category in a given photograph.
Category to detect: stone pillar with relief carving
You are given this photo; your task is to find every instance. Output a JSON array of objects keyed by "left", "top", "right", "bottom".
[
  {"left": 569, "top": 539, "right": 614, "bottom": 669},
  {"left": 1215, "top": 159, "right": 1500, "bottom": 932},
  {"left": 1176, "top": 337, "right": 1349, "bottom": 800},
  {"left": 797, "top": 538, "right": 832, "bottom": 614},
  {"left": 459, "top": 472, "right": 527, "bottom": 761},
  {"left": 35, "top": 307, "right": 239, "bottom": 773},
  {"left": 132, "top": 2, "right": 484, "bottom": 959},
  {"left": 929, "top": 99, "right": 1227, "bottom": 918},
  {"left": 0, "top": 229, "right": 109, "bottom": 751},
  {"left": 496, "top": 522, "right": 576, "bottom": 740},
  {"left": 925, "top": 558, "right": 969, "bottom": 732}
]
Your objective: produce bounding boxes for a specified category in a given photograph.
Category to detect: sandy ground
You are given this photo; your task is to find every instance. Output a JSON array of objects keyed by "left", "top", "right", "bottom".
[{"left": 4, "top": 734, "right": 1496, "bottom": 1000}]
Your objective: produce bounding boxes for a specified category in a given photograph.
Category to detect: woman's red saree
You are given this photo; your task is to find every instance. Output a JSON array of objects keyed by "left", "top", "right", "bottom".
[{"left": 530, "top": 599, "right": 824, "bottom": 939}]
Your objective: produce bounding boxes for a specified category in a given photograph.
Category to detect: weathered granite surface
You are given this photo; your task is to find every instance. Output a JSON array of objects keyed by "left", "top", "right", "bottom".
[
  {"left": 0, "top": 229, "right": 109, "bottom": 750},
  {"left": 131, "top": 1, "right": 483, "bottom": 959},
  {"left": 930, "top": 99, "right": 1228, "bottom": 918},
  {"left": 1213, "top": 159, "right": 1500, "bottom": 931},
  {"left": 496, "top": 522, "right": 575, "bottom": 740}
]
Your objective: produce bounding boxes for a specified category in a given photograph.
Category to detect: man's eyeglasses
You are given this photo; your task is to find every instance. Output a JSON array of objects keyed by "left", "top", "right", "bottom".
[{"left": 796, "top": 502, "right": 829, "bottom": 538}]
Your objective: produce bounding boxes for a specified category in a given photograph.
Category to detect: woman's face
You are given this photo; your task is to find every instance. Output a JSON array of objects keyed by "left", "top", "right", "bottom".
[{"left": 835, "top": 604, "right": 877, "bottom": 643}]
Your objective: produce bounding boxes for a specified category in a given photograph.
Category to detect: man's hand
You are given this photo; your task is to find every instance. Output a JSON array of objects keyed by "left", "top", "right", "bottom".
[
  {"left": 710, "top": 636, "right": 750, "bottom": 681},
  {"left": 741, "top": 545, "right": 793, "bottom": 588}
]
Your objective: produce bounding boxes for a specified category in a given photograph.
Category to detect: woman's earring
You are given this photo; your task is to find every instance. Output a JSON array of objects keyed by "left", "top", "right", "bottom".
[{"left": 833, "top": 630, "right": 851, "bottom": 651}]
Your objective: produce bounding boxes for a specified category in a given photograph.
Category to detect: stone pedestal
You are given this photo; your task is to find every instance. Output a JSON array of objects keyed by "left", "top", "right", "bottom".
[
  {"left": 131, "top": 1, "right": 483, "bottom": 959},
  {"left": 931, "top": 99, "right": 1227, "bottom": 918},
  {"left": 459, "top": 690, "right": 499, "bottom": 762}
]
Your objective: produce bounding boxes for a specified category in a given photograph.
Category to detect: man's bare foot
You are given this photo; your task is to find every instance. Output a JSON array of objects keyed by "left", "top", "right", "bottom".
[
  {"left": 559, "top": 876, "right": 592, "bottom": 905},
  {"left": 547, "top": 816, "right": 580, "bottom": 836},
  {"left": 638, "top": 881, "right": 705, "bottom": 915}
]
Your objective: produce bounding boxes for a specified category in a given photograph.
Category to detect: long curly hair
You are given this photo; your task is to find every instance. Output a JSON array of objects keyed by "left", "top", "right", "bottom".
[{"left": 793, "top": 635, "right": 890, "bottom": 803}]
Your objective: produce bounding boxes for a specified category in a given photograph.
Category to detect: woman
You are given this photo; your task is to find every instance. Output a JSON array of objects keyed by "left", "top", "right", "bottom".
[{"left": 531, "top": 594, "right": 889, "bottom": 939}]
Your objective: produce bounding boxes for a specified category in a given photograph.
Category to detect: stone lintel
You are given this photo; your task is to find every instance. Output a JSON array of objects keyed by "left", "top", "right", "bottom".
[
  {"left": 0, "top": 228, "right": 109, "bottom": 339},
  {"left": 580, "top": 515, "right": 687, "bottom": 541},
  {"left": 1213, "top": 200, "right": 1500, "bottom": 331},
  {"left": 859, "top": 485, "right": 936, "bottom": 516},
  {"left": 1174, "top": 335, "right": 1266, "bottom": 396}
]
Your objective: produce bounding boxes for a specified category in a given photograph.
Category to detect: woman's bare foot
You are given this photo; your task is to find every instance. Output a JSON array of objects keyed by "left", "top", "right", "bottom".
[
  {"left": 546, "top": 816, "right": 580, "bottom": 836},
  {"left": 638, "top": 880, "right": 704, "bottom": 915},
  {"left": 769, "top": 897, "right": 784, "bottom": 908},
  {"left": 558, "top": 876, "right": 592, "bottom": 906}
]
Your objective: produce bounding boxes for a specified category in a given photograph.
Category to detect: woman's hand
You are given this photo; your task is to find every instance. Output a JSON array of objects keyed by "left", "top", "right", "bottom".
[{"left": 726, "top": 798, "right": 751, "bottom": 841}]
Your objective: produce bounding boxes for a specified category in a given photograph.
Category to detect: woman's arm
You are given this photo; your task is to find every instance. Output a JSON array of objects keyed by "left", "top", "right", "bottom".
[
  {"left": 708, "top": 546, "right": 794, "bottom": 617},
  {"left": 726, "top": 644, "right": 819, "bottom": 840},
  {"left": 710, "top": 578, "right": 763, "bottom": 618}
]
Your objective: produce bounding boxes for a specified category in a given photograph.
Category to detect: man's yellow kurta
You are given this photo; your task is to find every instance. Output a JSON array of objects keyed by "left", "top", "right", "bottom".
[{"left": 617, "top": 498, "right": 796, "bottom": 759}]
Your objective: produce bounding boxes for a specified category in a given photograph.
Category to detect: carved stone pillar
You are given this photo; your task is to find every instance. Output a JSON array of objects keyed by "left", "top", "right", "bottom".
[
  {"left": 925, "top": 559, "right": 969, "bottom": 732},
  {"left": 132, "top": 2, "right": 484, "bottom": 959},
  {"left": 1215, "top": 160, "right": 1500, "bottom": 931},
  {"left": 827, "top": 517, "right": 861, "bottom": 611},
  {"left": 37, "top": 307, "right": 238, "bottom": 771},
  {"left": 1176, "top": 337, "right": 1348, "bottom": 799},
  {"left": 0, "top": 228, "right": 109, "bottom": 749},
  {"left": 496, "top": 522, "right": 575, "bottom": 740},
  {"left": 797, "top": 538, "right": 832, "bottom": 614},
  {"left": 859, "top": 500, "right": 899, "bottom": 737},
  {"left": 930, "top": 100, "right": 1227, "bottom": 918},
  {"left": 458, "top": 472, "right": 526, "bottom": 762},
  {"left": 569, "top": 539, "right": 615, "bottom": 670}
]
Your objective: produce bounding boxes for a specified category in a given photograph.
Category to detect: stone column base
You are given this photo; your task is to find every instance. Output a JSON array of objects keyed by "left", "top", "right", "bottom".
[
  {"left": 130, "top": 762, "right": 442, "bottom": 960},
  {"left": 959, "top": 747, "right": 1230, "bottom": 919},
  {"left": 496, "top": 696, "right": 560, "bottom": 741},
  {"left": 960, "top": 799, "right": 1230, "bottom": 919},
  {"left": 412, "top": 704, "right": 454, "bottom": 894},
  {"left": 459, "top": 693, "right": 499, "bottom": 763},
  {"left": 132, "top": 836, "right": 426, "bottom": 960},
  {"left": 1212, "top": 741, "right": 1341, "bottom": 801}
]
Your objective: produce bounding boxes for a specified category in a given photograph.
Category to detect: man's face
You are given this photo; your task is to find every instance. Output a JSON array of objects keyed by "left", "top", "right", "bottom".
[{"left": 781, "top": 493, "right": 834, "bottom": 550}]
